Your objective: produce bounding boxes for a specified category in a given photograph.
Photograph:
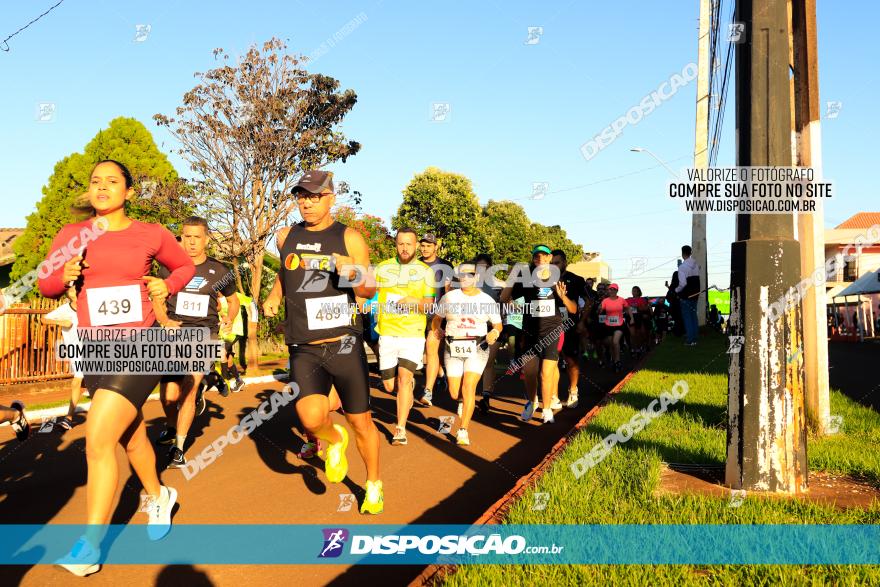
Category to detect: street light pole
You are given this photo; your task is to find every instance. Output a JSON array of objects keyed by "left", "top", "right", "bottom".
[{"left": 630, "top": 147, "right": 680, "bottom": 178}]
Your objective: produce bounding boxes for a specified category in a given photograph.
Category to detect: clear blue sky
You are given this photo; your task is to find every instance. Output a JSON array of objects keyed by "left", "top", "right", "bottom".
[{"left": 1, "top": 0, "right": 875, "bottom": 295}]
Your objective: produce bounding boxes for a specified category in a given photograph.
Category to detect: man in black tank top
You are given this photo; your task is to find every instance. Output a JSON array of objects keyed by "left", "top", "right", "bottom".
[{"left": 263, "top": 170, "right": 384, "bottom": 515}]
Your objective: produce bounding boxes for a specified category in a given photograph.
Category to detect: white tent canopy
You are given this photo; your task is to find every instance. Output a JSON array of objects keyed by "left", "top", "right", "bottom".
[{"left": 836, "top": 269, "right": 880, "bottom": 297}]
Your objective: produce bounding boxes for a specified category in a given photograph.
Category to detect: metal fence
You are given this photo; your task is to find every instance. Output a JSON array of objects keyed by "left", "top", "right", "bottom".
[{"left": 0, "top": 298, "right": 71, "bottom": 385}]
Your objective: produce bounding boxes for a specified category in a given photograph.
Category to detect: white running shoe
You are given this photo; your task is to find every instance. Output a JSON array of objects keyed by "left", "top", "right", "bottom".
[
  {"left": 146, "top": 485, "right": 177, "bottom": 541},
  {"left": 566, "top": 390, "right": 579, "bottom": 409},
  {"left": 457, "top": 401, "right": 463, "bottom": 418},
  {"left": 456, "top": 428, "right": 470, "bottom": 446},
  {"left": 550, "top": 395, "right": 563, "bottom": 410},
  {"left": 55, "top": 535, "right": 100, "bottom": 577},
  {"left": 392, "top": 426, "right": 408, "bottom": 446},
  {"left": 520, "top": 401, "right": 536, "bottom": 422},
  {"left": 542, "top": 409, "right": 555, "bottom": 424}
]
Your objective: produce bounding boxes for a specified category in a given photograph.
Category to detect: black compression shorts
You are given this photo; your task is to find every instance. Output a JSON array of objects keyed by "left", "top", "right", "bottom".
[
  {"left": 85, "top": 373, "right": 162, "bottom": 410},
  {"left": 288, "top": 336, "right": 371, "bottom": 414},
  {"left": 83, "top": 323, "right": 163, "bottom": 409}
]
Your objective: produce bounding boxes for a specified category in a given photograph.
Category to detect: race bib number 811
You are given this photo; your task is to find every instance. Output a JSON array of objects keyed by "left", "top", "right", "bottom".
[{"left": 176, "top": 292, "right": 210, "bottom": 318}]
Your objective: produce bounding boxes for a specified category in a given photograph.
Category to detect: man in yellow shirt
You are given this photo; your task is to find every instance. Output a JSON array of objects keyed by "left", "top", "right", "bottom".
[{"left": 375, "top": 228, "right": 436, "bottom": 446}]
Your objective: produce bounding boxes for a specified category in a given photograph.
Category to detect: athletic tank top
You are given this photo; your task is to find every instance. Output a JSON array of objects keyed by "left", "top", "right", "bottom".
[{"left": 280, "top": 221, "right": 362, "bottom": 344}]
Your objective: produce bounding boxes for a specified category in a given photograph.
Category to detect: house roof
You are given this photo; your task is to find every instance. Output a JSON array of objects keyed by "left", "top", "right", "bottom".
[
  {"left": 836, "top": 269, "right": 880, "bottom": 297},
  {"left": 0, "top": 228, "right": 25, "bottom": 267},
  {"left": 834, "top": 213, "right": 880, "bottom": 230}
]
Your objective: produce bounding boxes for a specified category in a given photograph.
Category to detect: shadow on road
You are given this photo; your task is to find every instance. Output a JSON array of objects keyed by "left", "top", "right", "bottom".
[{"left": 324, "top": 349, "right": 633, "bottom": 587}]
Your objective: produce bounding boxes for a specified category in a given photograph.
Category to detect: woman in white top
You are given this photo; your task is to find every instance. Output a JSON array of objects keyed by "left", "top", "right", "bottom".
[
  {"left": 431, "top": 263, "right": 502, "bottom": 446},
  {"left": 42, "top": 288, "right": 87, "bottom": 430}
]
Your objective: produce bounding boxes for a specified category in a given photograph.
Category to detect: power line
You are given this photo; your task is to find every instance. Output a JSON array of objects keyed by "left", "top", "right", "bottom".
[
  {"left": 1, "top": 0, "right": 65, "bottom": 52},
  {"left": 510, "top": 155, "right": 691, "bottom": 203},
  {"left": 707, "top": 0, "right": 735, "bottom": 166}
]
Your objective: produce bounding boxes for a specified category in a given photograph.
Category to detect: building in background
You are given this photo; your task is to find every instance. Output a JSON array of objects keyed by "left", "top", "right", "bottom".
[
  {"left": 0, "top": 228, "right": 25, "bottom": 288},
  {"left": 824, "top": 212, "right": 880, "bottom": 340},
  {"left": 567, "top": 252, "right": 612, "bottom": 284}
]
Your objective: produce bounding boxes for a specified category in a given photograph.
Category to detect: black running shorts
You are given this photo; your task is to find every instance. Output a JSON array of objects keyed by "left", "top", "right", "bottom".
[
  {"left": 288, "top": 336, "right": 371, "bottom": 414},
  {"left": 524, "top": 331, "right": 561, "bottom": 362},
  {"left": 560, "top": 326, "right": 581, "bottom": 358}
]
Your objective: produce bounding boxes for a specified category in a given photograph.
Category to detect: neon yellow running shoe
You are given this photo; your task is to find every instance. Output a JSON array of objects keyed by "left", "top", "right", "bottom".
[
  {"left": 360, "top": 480, "right": 384, "bottom": 514},
  {"left": 325, "top": 424, "right": 349, "bottom": 483}
]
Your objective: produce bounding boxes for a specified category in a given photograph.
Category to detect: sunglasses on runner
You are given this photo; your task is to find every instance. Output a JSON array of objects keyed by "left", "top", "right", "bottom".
[{"left": 294, "top": 192, "right": 329, "bottom": 204}]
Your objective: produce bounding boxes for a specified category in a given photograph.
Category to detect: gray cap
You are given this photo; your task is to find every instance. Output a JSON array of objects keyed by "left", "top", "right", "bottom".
[{"left": 292, "top": 170, "right": 334, "bottom": 194}]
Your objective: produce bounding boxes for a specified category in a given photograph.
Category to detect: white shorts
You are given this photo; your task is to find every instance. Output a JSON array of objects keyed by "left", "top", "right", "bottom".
[
  {"left": 378, "top": 335, "right": 425, "bottom": 374},
  {"left": 443, "top": 347, "right": 490, "bottom": 378}
]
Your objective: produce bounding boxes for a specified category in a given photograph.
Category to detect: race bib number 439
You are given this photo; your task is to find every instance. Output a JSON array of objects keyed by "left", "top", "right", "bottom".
[{"left": 87, "top": 285, "right": 142, "bottom": 326}]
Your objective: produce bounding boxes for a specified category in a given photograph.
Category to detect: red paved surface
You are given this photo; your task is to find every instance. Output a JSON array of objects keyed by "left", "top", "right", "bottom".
[{"left": 0, "top": 351, "right": 629, "bottom": 586}]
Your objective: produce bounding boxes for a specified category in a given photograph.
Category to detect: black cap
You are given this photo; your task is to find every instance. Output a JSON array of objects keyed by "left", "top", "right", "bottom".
[
  {"left": 292, "top": 170, "right": 334, "bottom": 195},
  {"left": 420, "top": 233, "right": 438, "bottom": 244}
]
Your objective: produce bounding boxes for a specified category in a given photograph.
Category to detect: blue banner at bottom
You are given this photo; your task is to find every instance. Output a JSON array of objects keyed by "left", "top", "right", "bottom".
[{"left": 2, "top": 524, "right": 879, "bottom": 565}]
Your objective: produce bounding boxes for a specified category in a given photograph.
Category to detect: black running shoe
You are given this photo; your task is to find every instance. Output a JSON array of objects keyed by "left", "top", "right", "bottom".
[
  {"left": 167, "top": 446, "right": 186, "bottom": 469},
  {"left": 157, "top": 427, "right": 176, "bottom": 446},
  {"left": 478, "top": 396, "right": 490, "bottom": 415},
  {"left": 196, "top": 389, "right": 206, "bottom": 416}
]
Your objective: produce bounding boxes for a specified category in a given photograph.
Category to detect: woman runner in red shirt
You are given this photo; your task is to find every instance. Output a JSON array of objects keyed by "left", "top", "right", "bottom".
[
  {"left": 38, "top": 160, "right": 195, "bottom": 576},
  {"left": 599, "top": 283, "right": 629, "bottom": 372},
  {"left": 626, "top": 286, "right": 652, "bottom": 357}
]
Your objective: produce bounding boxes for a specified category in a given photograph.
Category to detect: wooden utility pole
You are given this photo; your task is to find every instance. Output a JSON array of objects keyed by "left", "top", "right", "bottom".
[
  {"left": 693, "top": 0, "right": 711, "bottom": 326},
  {"left": 791, "top": 0, "right": 830, "bottom": 434},
  {"left": 726, "top": 0, "right": 808, "bottom": 493}
]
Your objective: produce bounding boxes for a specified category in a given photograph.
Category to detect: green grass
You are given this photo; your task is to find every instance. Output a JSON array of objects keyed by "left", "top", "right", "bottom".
[
  {"left": 24, "top": 395, "right": 91, "bottom": 412},
  {"left": 445, "top": 330, "right": 880, "bottom": 586}
]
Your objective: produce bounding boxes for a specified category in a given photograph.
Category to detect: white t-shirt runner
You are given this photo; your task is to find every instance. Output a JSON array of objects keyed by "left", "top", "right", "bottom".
[
  {"left": 46, "top": 303, "right": 79, "bottom": 346},
  {"left": 46, "top": 302, "right": 83, "bottom": 377},
  {"left": 435, "top": 289, "right": 502, "bottom": 338}
]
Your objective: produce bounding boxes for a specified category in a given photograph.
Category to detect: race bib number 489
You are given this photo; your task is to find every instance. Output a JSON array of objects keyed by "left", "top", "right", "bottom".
[
  {"left": 87, "top": 285, "right": 142, "bottom": 326},
  {"left": 305, "top": 294, "right": 351, "bottom": 330}
]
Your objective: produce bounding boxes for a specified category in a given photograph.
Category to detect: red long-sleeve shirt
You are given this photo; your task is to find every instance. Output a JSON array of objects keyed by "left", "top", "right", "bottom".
[{"left": 38, "top": 219, "right": 195, "bottom": 327}]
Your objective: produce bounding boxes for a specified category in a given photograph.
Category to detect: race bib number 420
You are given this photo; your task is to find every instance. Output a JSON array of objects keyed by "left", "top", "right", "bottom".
[
  {"left": 87, "top": 285, "right": 142, "bottom": 326},
  {"left": 532, "top": 299, "right": 554, "bottom": 318}
]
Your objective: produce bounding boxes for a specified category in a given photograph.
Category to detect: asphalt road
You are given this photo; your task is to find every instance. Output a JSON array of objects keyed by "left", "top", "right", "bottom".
[{"left": 0, "top": 349, "right": 629, "bottom": 587}]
